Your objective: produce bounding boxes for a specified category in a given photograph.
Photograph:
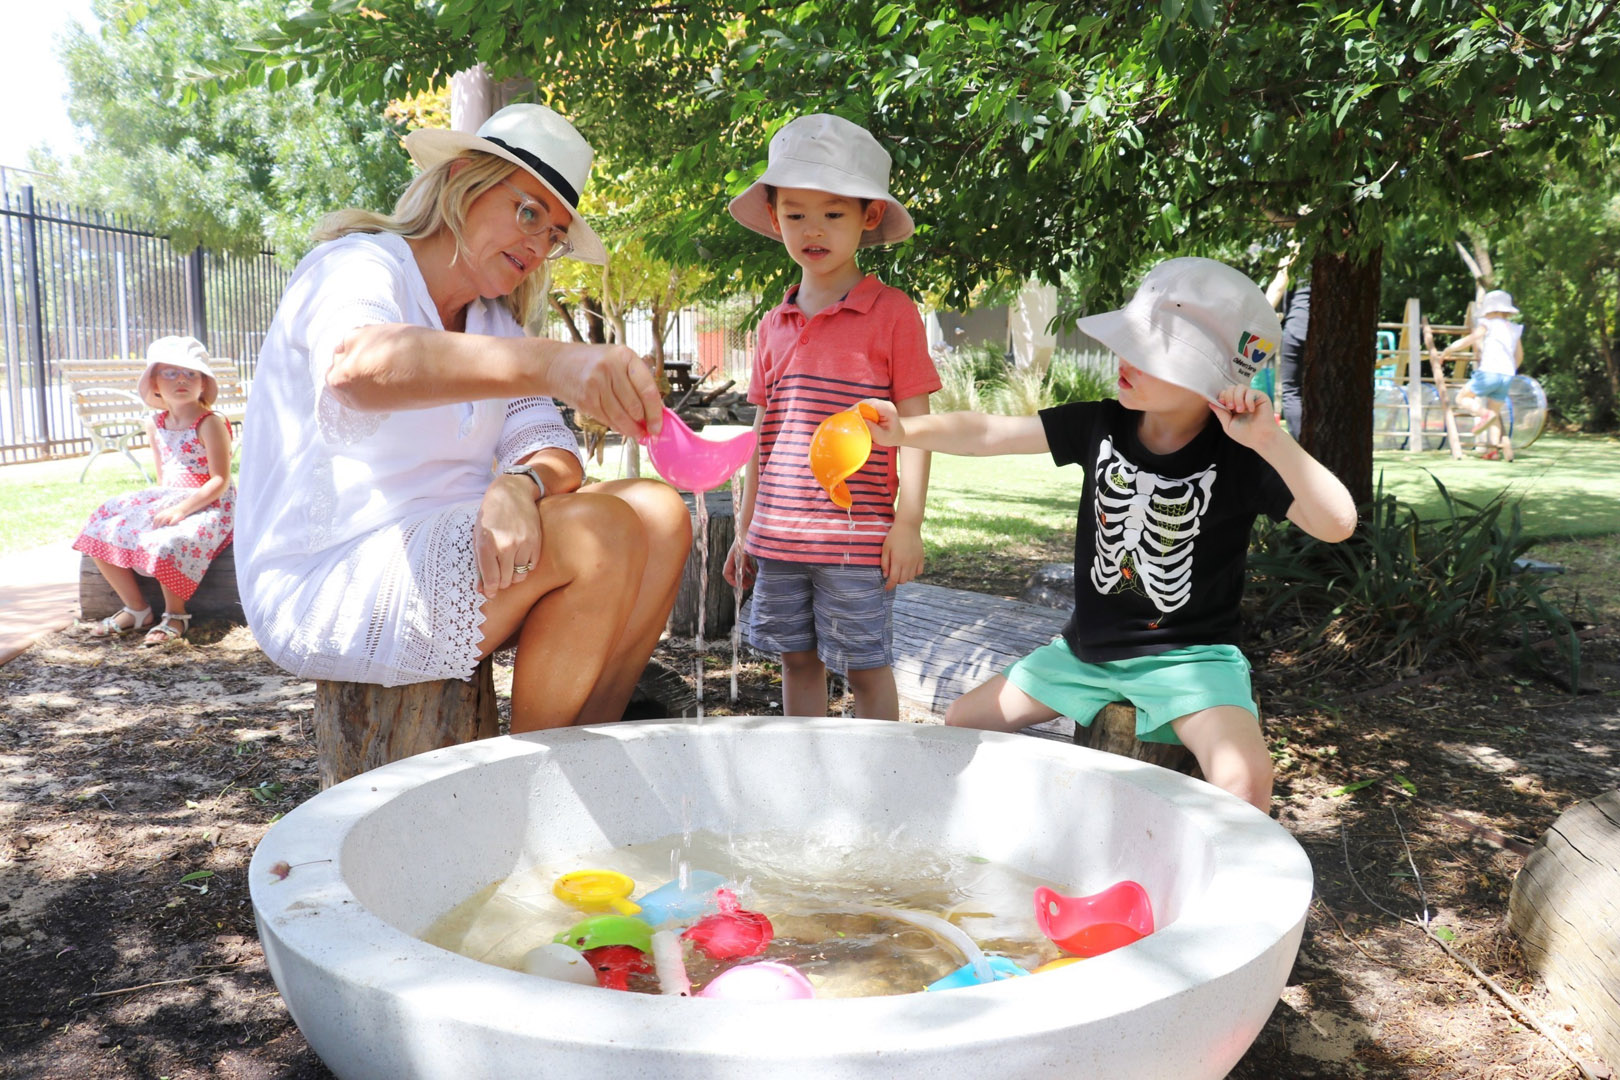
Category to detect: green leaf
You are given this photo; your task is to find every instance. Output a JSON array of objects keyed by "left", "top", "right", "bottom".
[
  {"left": 1394, "top": 774, "right": 1417, "bottom": 795},
  {"left": 178, "top": 870, "right": 215, "bottom": 884},
  {"left": 1431, "top": 925, "right": 1457, "bottom": 942},
  {"left": 1329, "top": 778, "right": 1379, "bottom": 797}
]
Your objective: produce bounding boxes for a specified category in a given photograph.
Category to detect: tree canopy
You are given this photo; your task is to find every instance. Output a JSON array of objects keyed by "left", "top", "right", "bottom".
[
  {"left": 238, "top": 1, "right": 1620, "bottom": 497},
  {"left": 44, "top": 0, "right": 412, "bottom": 258}
]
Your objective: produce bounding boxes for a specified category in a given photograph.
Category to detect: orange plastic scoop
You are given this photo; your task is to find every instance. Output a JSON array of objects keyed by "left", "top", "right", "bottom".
[{"left": 808, "top": 402, "right": 879, "bottom": 509}]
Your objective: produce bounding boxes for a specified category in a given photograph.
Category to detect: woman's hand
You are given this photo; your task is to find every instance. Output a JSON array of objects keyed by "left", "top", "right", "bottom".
[
  {"left": 722, "top": 538, "right": 755, "bottom": 590},
  {"left": 549, "top": 343, "right": 665, "bottom": 440},
  {"left": 474, "top": 475, "right": 543, "bottom": 597}
]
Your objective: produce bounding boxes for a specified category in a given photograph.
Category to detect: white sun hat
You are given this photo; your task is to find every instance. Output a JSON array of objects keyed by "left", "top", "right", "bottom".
[
  {"left": 728, "top": 114, "right": 915, "bottom": 247},
  {"left": 1479, "top": 289, "right": 1520, "bottom": 317},
  {"left": 138, "top": 336, "right": 218, "bottom": 408},
  {"left": 404, "top": 103, "right": 607, "bottom": 265},
  {"left": 1077, "top": 257, "right": 1283, "bottom": 405}
]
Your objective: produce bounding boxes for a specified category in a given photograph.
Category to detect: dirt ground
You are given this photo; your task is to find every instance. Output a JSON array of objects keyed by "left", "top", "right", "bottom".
[{"left": 2, "top": 537, "right": 1618, "bottom": 1079}]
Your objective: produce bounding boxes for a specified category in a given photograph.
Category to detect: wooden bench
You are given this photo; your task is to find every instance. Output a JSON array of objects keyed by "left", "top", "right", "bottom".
[
  {"left": 58, "top": 357, "right": 250, "bottom": 482},
  {"left": 79, "top": 542, "right": 243, "bottom": 623}
]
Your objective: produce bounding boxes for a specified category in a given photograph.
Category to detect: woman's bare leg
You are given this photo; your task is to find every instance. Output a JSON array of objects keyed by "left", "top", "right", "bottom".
[
  {"left": 479, "top": 491, "right": 647, "bottom": 731},
  {"left": 572, "top": 478, "right": 692, "bottom": 724}
]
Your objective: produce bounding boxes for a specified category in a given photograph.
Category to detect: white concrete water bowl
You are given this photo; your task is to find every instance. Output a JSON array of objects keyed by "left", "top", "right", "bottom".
[{"left": 250, "top": 716, "right": 1312, "bottom": 1080}]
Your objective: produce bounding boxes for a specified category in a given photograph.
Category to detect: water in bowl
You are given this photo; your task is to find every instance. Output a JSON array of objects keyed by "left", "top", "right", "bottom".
[{"left": 421, "top": 828, "right": 1066, "bottom": 997}]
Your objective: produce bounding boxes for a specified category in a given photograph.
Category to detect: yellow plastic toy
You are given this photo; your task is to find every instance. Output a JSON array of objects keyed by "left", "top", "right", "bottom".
[
  {"left": 1033, "top": 956, "right": 1086, "bottom": 974},
  {"left": 553, "top": 870, "right": 642, "bottom": 916},
  {"left": 808, "top": 402, "right": 879, "bottom": 510}
]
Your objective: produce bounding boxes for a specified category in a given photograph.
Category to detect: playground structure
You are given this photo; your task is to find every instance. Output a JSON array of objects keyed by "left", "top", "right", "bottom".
[{"left": 1372, "top": 298, "right": 1548, "bottom": 455}]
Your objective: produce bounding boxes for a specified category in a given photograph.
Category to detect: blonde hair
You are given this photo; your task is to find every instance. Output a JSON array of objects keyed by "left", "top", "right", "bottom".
[{"left": 312, "top": 152, "right": 550, "bottom": 324}]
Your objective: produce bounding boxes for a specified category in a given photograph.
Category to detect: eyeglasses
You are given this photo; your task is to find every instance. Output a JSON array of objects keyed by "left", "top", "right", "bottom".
[
  {"left": 155, "top": 367, "right": 200, "bottom": 382},
  {"left": 498, "top": 180, "right": 574, "bottom": 262}
]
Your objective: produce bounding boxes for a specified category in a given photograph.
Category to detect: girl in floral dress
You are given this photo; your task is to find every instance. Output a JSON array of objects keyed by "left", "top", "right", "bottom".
[{"left": 74, "top": 336, "right": 235, "bottom": 646}]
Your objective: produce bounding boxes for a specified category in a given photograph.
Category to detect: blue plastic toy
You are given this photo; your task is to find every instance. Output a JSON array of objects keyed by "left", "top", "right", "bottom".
[
  {"left": 925, "top": 954, "right": 1028, "bottom": 991},
  {"left": 634, "top": 870, "right": 727, "bottom": 927}
]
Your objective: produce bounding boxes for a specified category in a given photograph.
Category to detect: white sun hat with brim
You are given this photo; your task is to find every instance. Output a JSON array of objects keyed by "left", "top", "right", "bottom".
[
  {"left": 138, "top": 336, "right": 218, "bottom": 408},
  {"left": 728, "top": 113, "right": 915, "bottom": 247},
  {"left": 1076, "top": 257, "right": 1283, "bottom": 406},
  {"left": 1478, "top": 289, "right": 1520, "bottom": 317},
  {"left": 404, "top": 103, "right": 607, "bottom": 265}
]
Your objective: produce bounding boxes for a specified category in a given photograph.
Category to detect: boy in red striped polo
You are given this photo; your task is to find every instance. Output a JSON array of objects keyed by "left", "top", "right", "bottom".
[{"left": 722, "top": 114, "right": 941, "bottom": 720}]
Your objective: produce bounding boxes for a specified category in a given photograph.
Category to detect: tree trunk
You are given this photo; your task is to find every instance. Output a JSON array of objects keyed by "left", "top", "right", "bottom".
[
  {"left": 1300, "top": 246, "right": 1382, "bottom": 507},
  {"left": 312, "top": 658, "right": 499, "bottom": 788},
  {"left": 548, "top": 296, "right": 587, "bottom": 342},
  {"left": 580, "top": 294, "right": 607, "bottom": 344}
]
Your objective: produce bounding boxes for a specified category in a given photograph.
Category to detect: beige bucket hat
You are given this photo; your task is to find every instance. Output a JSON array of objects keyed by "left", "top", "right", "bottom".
[
  {"left": 1077, "top": 258, "right": 1282, "bottom": 405},
  {"left": 728, "top": 114, "right": 915, "bottom": 247},
  {"left": 138, "top": 336, "right": 218, "bottom": 408},
  {"left": 405, "top": 103, "right": 607, "bottom": 265}
]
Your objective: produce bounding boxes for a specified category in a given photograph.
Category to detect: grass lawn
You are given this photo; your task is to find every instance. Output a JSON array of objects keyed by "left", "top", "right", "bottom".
[{"left": 2, "top": 430, "right": 1615, "bottom": 561}]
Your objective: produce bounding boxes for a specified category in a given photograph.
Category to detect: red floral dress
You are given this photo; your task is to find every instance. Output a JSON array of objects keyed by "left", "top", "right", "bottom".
[{"left": 73, "top": 411, "right": 235, "bottom": 601}]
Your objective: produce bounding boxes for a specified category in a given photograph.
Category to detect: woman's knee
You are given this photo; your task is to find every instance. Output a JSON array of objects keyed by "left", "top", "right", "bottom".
[{"left": 544, "top": 491, "right": 648, "bottom": 573}]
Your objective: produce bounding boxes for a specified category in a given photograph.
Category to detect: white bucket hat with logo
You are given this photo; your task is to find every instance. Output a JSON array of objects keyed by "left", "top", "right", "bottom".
[
  {"left": 405, "top": 103, "right": 607, "bottom": 265},
  {"left": 1077, "top": 257, "right": 1283, "bottom": 405},
  {"left": 1479, "top": 289, "right": 1520, "bottom": 317},
  {"left": 728, "top": 114, "right": 915, "bottom": 247},
  {"left": 138, "top": 336, "right": 218, "bottom": 408}
]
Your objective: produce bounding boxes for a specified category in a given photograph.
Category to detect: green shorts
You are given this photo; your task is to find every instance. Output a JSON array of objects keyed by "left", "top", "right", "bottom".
[{"left": 1004, "top": 640, "right": 1257, "bottom": 746}]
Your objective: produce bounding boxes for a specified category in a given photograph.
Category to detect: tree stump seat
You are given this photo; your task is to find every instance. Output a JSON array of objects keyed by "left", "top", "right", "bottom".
[
  {"left": 1507, "top": 788, "right": 1620, "bottom": 1069},
  {"left": 1023, "top": 701, "right": 1199, "bottom": 777},
  {"left": 313, "top": 658, "right": 499, "bottom": 788}
]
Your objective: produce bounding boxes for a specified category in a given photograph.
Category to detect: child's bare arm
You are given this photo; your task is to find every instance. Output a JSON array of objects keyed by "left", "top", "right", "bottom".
[
  {"left": 723, "top": 411, "right": 765, "bottom": 590},
  {"left": 883, "top": 394, "right": 932, "bottom": 589},
  {"left": 860, "top": 400, "right": 1049, "bottom": 456},
  {"left": 1212, "top": 387, "right": 1356, "bottom": 543},
  {"left": 147, "top": 416, "right": 164, "bottom": 487}
]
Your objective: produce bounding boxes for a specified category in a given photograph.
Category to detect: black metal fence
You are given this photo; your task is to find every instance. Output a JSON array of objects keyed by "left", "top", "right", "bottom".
[{"left": 0, "top": 182, "right": 289, "bottom": 464}]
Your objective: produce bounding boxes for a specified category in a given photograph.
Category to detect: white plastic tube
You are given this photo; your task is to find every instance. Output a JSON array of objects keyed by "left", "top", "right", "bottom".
[{"left": 650, "top": 929, "right": 692, "bottom": 996}]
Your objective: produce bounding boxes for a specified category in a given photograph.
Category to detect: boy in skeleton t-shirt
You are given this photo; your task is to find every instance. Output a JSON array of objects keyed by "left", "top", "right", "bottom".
[{"left": 860, "top": 258, "right": 1356, "bottom": 813}]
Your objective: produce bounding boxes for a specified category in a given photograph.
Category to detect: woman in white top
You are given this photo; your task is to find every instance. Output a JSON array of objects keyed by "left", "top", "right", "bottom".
[
  {"left": 1435, "top": 289, "right": 1524, "bottom": 462},
  {"left": 236, "top": 103, "right": 691, "bottom": 730}
]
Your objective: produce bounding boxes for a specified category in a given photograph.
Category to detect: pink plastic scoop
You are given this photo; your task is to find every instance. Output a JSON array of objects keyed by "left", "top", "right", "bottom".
[
  {"left": 638, "top": 407, "right": 756, "bottom": 492},
  {"left": 1033, "top": 880, "right": 1155, "bottom": 958}
]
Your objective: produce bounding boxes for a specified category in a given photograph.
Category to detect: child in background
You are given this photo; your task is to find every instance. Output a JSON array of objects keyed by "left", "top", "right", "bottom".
[
  {"left": 722, "top": 113, "right": 941, "bottom": 720},
  {"left": 861, "top": 258, "right": 1357, "bottom": 812},
  {"left": 1435, "top": 289, "right": 1524, "bottom": 462},
  {"left": 75, "top": 336, "right": 236, "bottom": 646}
]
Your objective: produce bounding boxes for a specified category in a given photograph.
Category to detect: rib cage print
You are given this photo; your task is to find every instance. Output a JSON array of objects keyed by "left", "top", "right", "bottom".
[{"left": 1089, "top": 435, "right": 1217, "bottom": 615}]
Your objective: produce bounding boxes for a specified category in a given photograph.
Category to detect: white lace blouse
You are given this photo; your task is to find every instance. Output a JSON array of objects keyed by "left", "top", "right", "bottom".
[{"left": 236, "top": 232, "right": 584, "bottom": 686}]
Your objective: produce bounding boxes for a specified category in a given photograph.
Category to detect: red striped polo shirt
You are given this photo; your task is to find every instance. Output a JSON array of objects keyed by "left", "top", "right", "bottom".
[{"left": 745, "top": 274, "right": 941, "bottom": 566}]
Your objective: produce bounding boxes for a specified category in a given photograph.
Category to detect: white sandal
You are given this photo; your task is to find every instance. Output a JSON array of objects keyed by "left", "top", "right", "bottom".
[
  {"left": 90, "top": 605, "right": 153, "bottom": 638},
  {"left": 141, "top": 612, "right": 191, "bottom": 647}
]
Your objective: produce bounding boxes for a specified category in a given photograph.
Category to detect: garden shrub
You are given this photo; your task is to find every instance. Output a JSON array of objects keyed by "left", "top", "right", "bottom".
[{"left": 1246, "top": 474, "right": 1582, "bottom": 686}]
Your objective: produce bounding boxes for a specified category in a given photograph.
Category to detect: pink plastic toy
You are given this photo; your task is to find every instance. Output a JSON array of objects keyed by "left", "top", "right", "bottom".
[
  {"left": 582, "top": 944, "right": 654, "bottom": 991},
  {"left": 1033, "top": 881, "right": 1155, "bottom": 958},
  {"left": 698, "top": 961, "right": 814, "bottom": 1001},
  {"left": 681, "top": 887, "right": 773, "bottom": 960},
  {"left": 639, "top": 407, "right": 756, "bottom": 492}
]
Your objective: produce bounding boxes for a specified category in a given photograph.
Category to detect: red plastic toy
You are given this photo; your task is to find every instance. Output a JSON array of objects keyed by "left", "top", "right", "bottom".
[
  {"left": 680, "top": 887, "right": 773, "bottom": 961},
  {"left": 1033, "top": 881, "right": 1155, "bottom": 958},
  {"left": 582, "top": 944, "right": 654, "bottom": 991}
]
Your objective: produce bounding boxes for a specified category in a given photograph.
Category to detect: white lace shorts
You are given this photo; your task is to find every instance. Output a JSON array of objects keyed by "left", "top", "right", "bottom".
[{"left": 249, "top": 503, "right": 487, "bottom": 686}]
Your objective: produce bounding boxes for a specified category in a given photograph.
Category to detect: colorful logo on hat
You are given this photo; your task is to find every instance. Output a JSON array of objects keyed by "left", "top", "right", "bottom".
[{"left": 1234, "top": 331, "right": 1275, "bottom": 376}]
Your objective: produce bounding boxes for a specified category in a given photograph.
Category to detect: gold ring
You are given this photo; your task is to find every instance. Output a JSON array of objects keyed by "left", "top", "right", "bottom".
[{"left": 513, "top": 562, "right": 534, "bottom": 574}]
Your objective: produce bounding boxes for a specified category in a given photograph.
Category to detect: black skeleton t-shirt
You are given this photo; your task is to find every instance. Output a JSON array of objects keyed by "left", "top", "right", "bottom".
[{"left": 1039, "top": 400, "right": 1295, "bottom": 661}]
